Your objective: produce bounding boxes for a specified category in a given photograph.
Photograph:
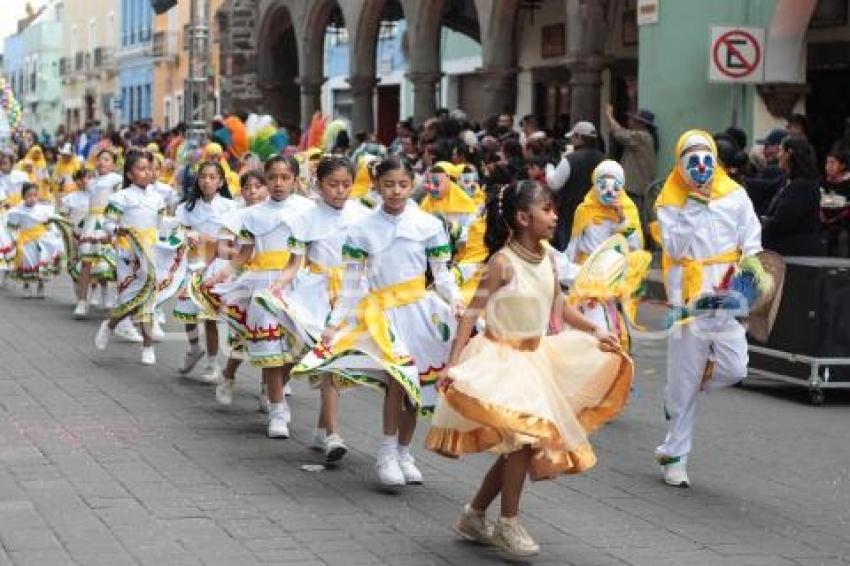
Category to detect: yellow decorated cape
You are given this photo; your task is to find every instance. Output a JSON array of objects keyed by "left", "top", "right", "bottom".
[
  {"left": 420, "top": 182, "right": 478, "bottom": 216},
  {"left": 572, "top": 189, "right": 643, "bottom": 250}
]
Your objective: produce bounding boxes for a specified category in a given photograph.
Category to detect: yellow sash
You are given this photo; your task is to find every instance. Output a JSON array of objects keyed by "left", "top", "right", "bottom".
[
  {"left": 115, "top": 227, "right": 158, "bottom": 251},
  {"left": 90, "top": 206, "right": 107, "bottom": 215},
  {"left": 243, "top": 250, "right": 290, "bottom": 271},
  {"left": 307, "top": 261, "right": 345, "bottom": 305},
  {"left": 335, "top": 276, "right": 426, "bottom": 363},
  {"left": 666, "top": 249, "right": 741, "bottom": 304},
  {"left": 16, "top": 225, "right": 47, "bottom": 259}
]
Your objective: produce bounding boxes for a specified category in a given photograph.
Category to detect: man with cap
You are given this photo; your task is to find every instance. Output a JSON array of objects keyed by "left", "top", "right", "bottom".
[
  {"left": 545, "top": 120, "right": 605, "bottom": 250},
  {"left": 605, "top": 104, "right": 658, "bottom": 231},
  {"left": 653, "top": 130, "right": 762, "bottom": 488},
  {"left": 744, "top": 128, "right": 787, "bottom": 216}
]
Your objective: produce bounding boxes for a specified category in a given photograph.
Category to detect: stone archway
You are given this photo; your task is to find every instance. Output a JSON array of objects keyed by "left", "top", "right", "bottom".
[{"left": 256, "top": 2, "right": 301, "bottom": 128}]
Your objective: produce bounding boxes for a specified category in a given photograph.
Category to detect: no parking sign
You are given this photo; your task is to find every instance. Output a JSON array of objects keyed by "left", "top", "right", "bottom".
[{"left": 709, "top": 26, "right": 765, "bottom": 83}]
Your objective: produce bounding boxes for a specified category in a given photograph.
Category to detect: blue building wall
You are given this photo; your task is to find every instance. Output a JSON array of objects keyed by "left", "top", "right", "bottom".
[{"left": 118, "top": 0, "right": 154, "bottom": 123}]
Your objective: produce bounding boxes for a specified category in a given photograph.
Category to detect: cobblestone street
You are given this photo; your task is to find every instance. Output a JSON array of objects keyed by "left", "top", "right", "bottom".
[{"left": 1, "top": 280, "right": 849, "bottom": 566}]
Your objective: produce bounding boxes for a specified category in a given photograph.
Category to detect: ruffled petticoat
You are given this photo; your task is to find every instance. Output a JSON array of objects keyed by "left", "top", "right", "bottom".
[{"left": 426, "top": 330, "right": 632, "bottom": 480}]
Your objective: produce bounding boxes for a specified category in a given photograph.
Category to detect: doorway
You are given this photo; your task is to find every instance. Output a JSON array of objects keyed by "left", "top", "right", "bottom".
[{"left": 376, "top": 84, "right": 400, "bottom": 146}]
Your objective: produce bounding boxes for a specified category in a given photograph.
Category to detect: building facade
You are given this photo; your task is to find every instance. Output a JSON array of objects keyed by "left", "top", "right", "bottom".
[
  {"left": 60, "top": 0, "right": 120, "bottom": 131},
  {"left": 152, "top": 0, "right": 224, "bottom": 131},
  {"left": 3, "top": 1, "right": 64, "bottom": 137},
  {"left": 118, "top": 0, "right": 155, "bottom": 125},
  {"left": 640, "top": 0, "right": 850, "bottom": 173}
]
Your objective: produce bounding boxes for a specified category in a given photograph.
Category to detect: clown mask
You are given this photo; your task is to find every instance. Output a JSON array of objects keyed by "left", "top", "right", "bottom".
[
  {"left": 595, "top": 174, "right": 623, "bottom": 206},
  {"left": 426, "top": 170, "right": 449, "bottom": 199},
  {"left": 459, "top": 171, "right": 478, "bottom": 196},
  {"left": 680, "top": 148, "right": 715, "bottom": 189}
]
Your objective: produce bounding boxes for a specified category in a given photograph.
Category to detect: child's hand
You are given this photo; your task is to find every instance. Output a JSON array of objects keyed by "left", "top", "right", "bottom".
[
  {"left": 451, "top": 298, "right": 466, "bottom": 320},
  {"left": 592, "top": 327, "right": 620, "bottom": 352},
  {"left": 436, "top": 367, "right": 454, "bottom": 390}
]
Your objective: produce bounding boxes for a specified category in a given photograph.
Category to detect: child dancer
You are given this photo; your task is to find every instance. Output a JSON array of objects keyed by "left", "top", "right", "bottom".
[
  {"left": 294, "top": 157, "right": 463, "bottom": 488},
  {"left": 6, "top": 183, "right": 64, "bottom": 297},
  {"left": 203, "top": 156, "right": 312, "bottom": 437},
  {"left": 151, "top": 154, "right": 180, "bottom": 215},
  {"left": 426, "top": 180, "right": 632, "bottom": 558},
  {"left": 654, "top": 130, "right": 762, "bottom": 488},
  {"left": 173, "top": 161, "right": 236, "bottom": 382},
  {"left": 212, "top": 171, "right": 269, "bottom": 406},
  {"left": 0, "top": 152, "right": 28, "bottom": 286},
  {"left": 59, "top": 168, "right": 92, "bottom": 287},
  {"left": 75, "top": 149, "right": 122, "bottom": 318},
  {"left": 93, "top": 150, "right": 165, "bottom": 365},
  {"left": 258, "top": 156, "right": 369, "bottom": 462},
  {"left": 565, "top": 160, "right": 649, "bottom": 350}
]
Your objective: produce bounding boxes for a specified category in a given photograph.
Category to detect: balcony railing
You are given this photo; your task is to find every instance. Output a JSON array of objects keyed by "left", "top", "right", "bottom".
[
  {"left": 152, "top": 31, "right": 179, "bottom": 62},
  {"left": 93, "top": 47, "right": 116, "bottom": 70}
]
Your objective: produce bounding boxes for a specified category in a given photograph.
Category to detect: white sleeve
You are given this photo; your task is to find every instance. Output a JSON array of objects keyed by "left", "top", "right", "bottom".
[
  {"left": 551, "top": 247, "right": 581, "bottom": 287},
  {"left": 738, "top": 195, "right": 763, "bottom": 258},
  {"left": 656, "top": 202, "right": 707, "bottom": 260},
  {"left": 431, "top": 259, "right": 462, "bottom": 305},
  {"left": 545, "top": 157, "right": 571, "bottom": 191}
]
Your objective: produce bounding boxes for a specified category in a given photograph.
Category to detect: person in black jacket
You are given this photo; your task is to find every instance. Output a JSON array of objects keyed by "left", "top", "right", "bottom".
[
  {"left": 761, "top": 135, "right": 824, "bottom": 256},
  {"left": 544, "top": 121, "right": 605, "bottom": 250}
]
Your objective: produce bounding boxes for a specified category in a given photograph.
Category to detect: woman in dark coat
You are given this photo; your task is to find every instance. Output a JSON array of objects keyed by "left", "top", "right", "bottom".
[{"left": 761, "top": 135, "right": 825, "bottom": 256}]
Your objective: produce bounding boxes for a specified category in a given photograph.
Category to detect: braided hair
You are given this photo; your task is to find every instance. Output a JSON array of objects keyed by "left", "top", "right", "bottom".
[{"left": 484, "top": 179, "right": 549, "bottom": 258}]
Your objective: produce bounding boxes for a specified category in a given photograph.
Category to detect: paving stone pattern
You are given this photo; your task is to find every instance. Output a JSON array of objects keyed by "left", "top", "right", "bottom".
[{"left": 0, "top": 280, "right": 849, "bottom": 565}]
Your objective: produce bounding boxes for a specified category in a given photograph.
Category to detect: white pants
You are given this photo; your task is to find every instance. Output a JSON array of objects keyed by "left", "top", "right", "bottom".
[{"left": 656, "top": 314, "right": 748, "bottom": 460}]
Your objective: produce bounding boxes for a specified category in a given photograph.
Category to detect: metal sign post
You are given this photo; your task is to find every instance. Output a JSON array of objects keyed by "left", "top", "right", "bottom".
[{"left": 184, "top": 0, "right": 211, "bottom": 144}]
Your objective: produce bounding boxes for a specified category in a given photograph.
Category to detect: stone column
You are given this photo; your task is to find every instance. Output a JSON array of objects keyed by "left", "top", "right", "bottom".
[
  {"left": 406, "top": 72, "right": 442, "bottom": 123},
  {"left": 565, "top": 0, "right": 611, "bottom": 126},
  {"left": 478, "top": 66, "right": 517, "bottom": 118},
  {"left": 348, "top": 75, "right": 378, "bottom": 134},
  {"left": 566, "top": 57, "right": 607, "bottom": 125},
  {"left": 296, "top": 76, "right": 324, "bottom": 124}
]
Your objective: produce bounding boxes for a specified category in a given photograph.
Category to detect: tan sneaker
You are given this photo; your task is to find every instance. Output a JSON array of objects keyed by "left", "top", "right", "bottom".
[
  {"left": 492, "top": 516, "right": 540, "bottom": 558},
  {"left": 454, "top": 504, "right": 494, "bottom": 545}
]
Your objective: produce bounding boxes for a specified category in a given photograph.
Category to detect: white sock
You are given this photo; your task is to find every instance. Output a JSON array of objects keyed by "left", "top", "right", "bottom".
[
  {"left": 315, "top": 427, "right": 327, "bottom": 437},
  {"left": 379, "top": 435, "right": 398, "bottom": 457},
  {"left": 398, "top": 444, "right": 411, "bottom": 458},
  {"left": 269, "top": 402, "right": 285, "bottom": 416}
]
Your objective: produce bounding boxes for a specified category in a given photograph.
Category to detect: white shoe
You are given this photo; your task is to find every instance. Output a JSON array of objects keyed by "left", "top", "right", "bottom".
[
  {"left": 284, "top": 382, "right": 293, "bottom": 396},
  {"left": 114, "top": 320, "right": 144, "bottom": 343},
  {"left": 198, "top": 358, "right": 222, "bottom": 384},
  {"left": 310, "top": 429, "right": 327, "bottom": 451},
  {"left": 179, "top": 346, "right": 205, "bottom": 374},
  {"left": 660, "top": 458, "right": 690, "bottom": 488},
  {"left": 376, "top": 452, "right": 406, "bottom": 488},
  {"left": 141, "top": 346, "right": 156, "bottom": 366},
  {"left": 454, "top": 504, "right": 495, "bottom": 545},
  {"left": 324, "top": 433, "right": 348, "bottom": 463},
  {"left": 151, "top": 319, "right": 165, "bottom": 342},
  {"left": 94, "top": 320, "right": 111, "bottom": 350},
  {"left": 35, "top": 282, "right": 45, "bottom": 299},
  {"left": 492, "top": 516, "right": 540, "bottom": 558},
  {"left": 89, "top": 293, "right": 100, "bottom": 307},
  {"left": 267, "top": 410, "right": 290, "bottom": 438},
  {"left": 73, "top": 300, "right": 88, "bottom": 319},
  {"left": 215, "top": 378, "right": 235, "bottom": 405},
  {"left": 397, "top": 451, "right": 423, "bottom": 484}
]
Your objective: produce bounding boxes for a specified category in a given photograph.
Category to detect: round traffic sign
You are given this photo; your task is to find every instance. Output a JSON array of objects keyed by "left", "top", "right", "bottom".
[{"left": 712, "top": 29, "right": 762, "bottom": 79}]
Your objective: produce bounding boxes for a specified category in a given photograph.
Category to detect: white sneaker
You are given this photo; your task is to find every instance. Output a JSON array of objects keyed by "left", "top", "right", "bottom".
[
  {"left": 660, "top": 458, "right": 690, "bottom": 488},
  {"left": 267, "top": 410, "right": 290, "bottom": 438},
  {"left": 324, "top": 433, "right": 348, "bottom": 463},
  {"left": 94, "top": 320, "right": 111, "bottom": 350},
  {"left": 454, "top": 504, "right": 495, "bottom": 545},
  {"left": 141, "top": 346, "right": 156, "bottom": 366},
  {"left": 492, "top": 516, "right": 540, "bottom": 558},
  {"left": 114, "top": 320, "right": 144, "bottom": 343},
  {"left": 397, "top": 451, "right": 423, "bottom": 484},
  {"left": 310, "top": 429, "right": 327, "bottom": 451},
  {"left": 376, "top": 452, "right": 406, "bottom": 488},
  {"left": 73, "top": 300, "right": 88, "bottom": 319},
  {"left": 179, "top": 346, "right": 205, "bottom": 374},
  {"left": 215, "top": 378, "right": 235, "bottom": 405},
  {"left": 151, "top": 319, "right": 165, "bottom": 342},
  {"left": 89, "top": 292, "right": 100, "bottom": 307},
  {"left": 198, "top": 358, "right": 222, "bottom": 384}
]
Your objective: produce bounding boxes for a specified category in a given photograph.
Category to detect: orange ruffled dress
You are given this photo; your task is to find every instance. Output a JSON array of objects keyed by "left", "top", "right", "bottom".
[{"left": 426, "top": 245, "right": 633, "bottom": 481}]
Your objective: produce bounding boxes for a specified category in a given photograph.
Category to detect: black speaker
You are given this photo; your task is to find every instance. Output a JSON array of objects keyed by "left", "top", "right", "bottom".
[
  {"left": 150, "top": 0, "right": 178, "bottom": 15},
  {"left": 749, "top": 257, "right": 850, "bottom": 381}
]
